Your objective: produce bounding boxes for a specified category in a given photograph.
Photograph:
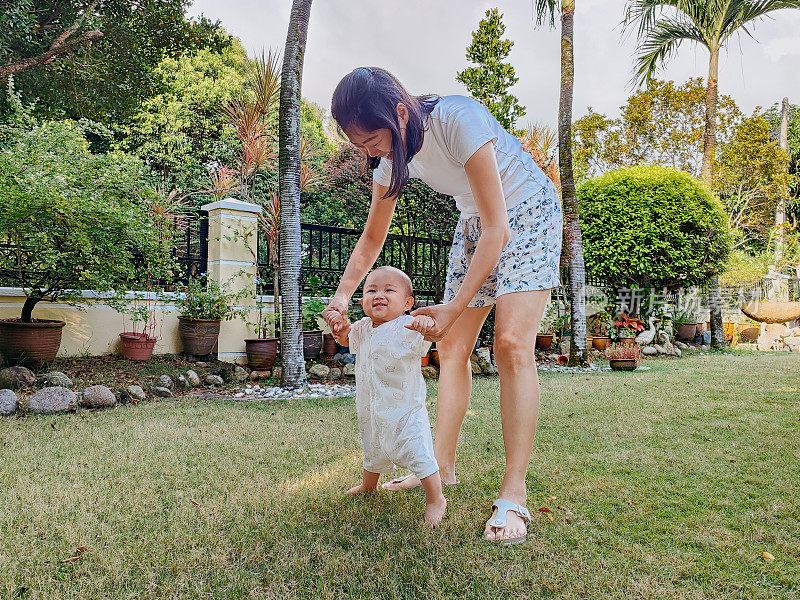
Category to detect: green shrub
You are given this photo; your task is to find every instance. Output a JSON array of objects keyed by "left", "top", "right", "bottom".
[
  {"left": 578, "top": 166, "right": 731, "bottom": 288},
  {"left": 0, "top": 96, "right": 175, "bottom": 321},
  {"left": 173, "top": 276, "right": 246, "bottom": 321},
  {"left": 719, "top": 250, "right": 769, "bottom": 286}
]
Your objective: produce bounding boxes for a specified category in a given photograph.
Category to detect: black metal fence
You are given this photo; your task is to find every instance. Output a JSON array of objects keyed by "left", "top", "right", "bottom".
[
  {"left": 258, "top": 223, "right": 451, "bottom": 304},
  {"left": 165, "top": 211, "right": 208, "bottom": 287},
  {"left": 0, "top": 211, "right": 208, "bottom": 290}
]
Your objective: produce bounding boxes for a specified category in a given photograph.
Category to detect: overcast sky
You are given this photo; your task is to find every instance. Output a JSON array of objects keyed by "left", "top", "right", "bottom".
[{"left": 188, "top": 0, "right": 800, "bottom": 129}]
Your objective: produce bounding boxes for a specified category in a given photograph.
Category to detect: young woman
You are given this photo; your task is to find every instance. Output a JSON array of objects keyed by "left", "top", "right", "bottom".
[{"left": 322, "top": 67, "right": 562, "bottom": 544}]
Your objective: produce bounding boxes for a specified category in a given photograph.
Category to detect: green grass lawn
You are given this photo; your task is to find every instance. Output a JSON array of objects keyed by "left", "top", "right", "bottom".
[{"left": 1, "top": 353, "right": 798, "bottom": 599}]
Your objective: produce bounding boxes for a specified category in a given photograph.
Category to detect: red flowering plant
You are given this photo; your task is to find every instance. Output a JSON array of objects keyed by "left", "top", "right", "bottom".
[
  {"left": 605, "top": 343, "right": 642, "bottom": 365},
  {"left": 614, "top": 313, "right": 645, "bottom": 333}
]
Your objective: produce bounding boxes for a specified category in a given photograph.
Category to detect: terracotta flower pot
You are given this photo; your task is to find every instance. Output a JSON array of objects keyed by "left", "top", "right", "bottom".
[
  {"left": 178, "top": 317, "right": 221, "bottom": 356},
  {"left": 618, "top": 337, "right": 635, "bottom": 347},
  {"left": 610, "top": 359, "right": 638, "bottom": 371},
  {"left": 303, "top": 330, "right": 323, "bottom": 360},
  {"left": 322, "top": 333, "right": 337, "bottom": 357},
  {"left": 536, "top": 334, "right": 554, "bottom": 350},
  {"left": 119, "top": 332, "right": 157, "bottom": 361},
  {"left": 677, "top": 323, "right": 700, "bottom": 341},
  {"left": 592, "top": 336, "right": 611, "bottom": 350},
  {"left": 0, "top": 319, "right": 65, "bottom": 366},
  {"left": 245, "top": 337, "right": 279, "bottom": 370}
]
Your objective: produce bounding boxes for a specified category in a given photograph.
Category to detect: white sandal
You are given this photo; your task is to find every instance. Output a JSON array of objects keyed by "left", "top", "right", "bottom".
[{"left": 487, "top": 499, "right": 531, "bottom": 545}]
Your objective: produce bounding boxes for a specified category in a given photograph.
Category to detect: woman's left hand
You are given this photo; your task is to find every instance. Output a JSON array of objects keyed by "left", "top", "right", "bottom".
[{"left": 405, "top": 302, "right": 462, "bottom": 342}]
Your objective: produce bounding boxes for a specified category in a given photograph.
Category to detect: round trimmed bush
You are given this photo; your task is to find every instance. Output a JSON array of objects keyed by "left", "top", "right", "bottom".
[{"left": 578, "top": 166, "right": 731, "bottom": 288}]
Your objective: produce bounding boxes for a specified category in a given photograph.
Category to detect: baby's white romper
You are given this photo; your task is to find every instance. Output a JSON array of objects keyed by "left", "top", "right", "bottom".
[{"left": 348, "top": 314, "right": 439, "bottom": 480}]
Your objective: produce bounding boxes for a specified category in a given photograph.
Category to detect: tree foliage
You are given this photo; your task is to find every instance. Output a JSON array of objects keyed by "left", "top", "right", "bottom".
[
  {"left": 456, "top": 7, "right": 525, "bottom": 131},
  {"left": 572, "top": 79, "right": 740, "bottom": 181},
  {"left": 1, "top": 0, "right": 232, "bottom": 123},
  {"left": 762, "top": 101, "right": 800, "bottom": 200},
  {"left": 715, "top": 113, "right": 791, "bottom": 250},
  {"left": 303, "top": 144, "right": 459, "bottom": 241},
  {"left": 123, "top": 44, "right": 248, "bottom": 193},
  {"left": 0, "top": 93, "right": 175, "bottom": 321},
  {"left": 578, "top": 166, "right": 731, "bottom": 289}
]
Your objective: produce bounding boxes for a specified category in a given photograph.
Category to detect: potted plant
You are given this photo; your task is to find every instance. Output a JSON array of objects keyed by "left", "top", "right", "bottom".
[
  {"left": 302, "top": 296, "right": 326, "bottom": 360},
  {"left": 107, "top": 291, "right": 162, "bottom": 361},
  {"left": 0, "top": 104, "right": 175, "bottom": 365},
  {"left": 616, "top": 327, "right": 637, "bottom": 347},
  {"left": 613, "top": 313, "right": 645, "bottom": 337},
  {"left": 552, "top": 314, "right": 571, "bottom": 339},
  {"left": 673, "top": 309, "right": 702, "bottom": 341},
  {"left": 173, "top": 276, "right": 246, "bottom": 357},
  {"left": 429, "top": 344, "right": 440, "bottom": 367},
  {"left": 605, "top": 343, "right": 642, "bottom": 371},
  {"left": 244, "top": 299, "right": 279, "bottom": 370},
  {"left": 537, "top": 306, "right": 557, "bottom": 350},
  {"left": 588, "top": 310, "right": 614, "bottom": 350}
]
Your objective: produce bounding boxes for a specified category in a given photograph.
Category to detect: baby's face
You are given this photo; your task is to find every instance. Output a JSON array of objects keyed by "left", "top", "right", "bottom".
[{"left": 361, "top": 270, "right": 414, "bottom": 325}]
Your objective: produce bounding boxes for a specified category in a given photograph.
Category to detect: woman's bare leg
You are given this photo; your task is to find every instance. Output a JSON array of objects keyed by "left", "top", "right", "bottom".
[
  {"left": 484, "top": 290, "right": 550, "bottom": 542},
  {"left": 383, "top": 306, "right": 491, "bottom": 490}
]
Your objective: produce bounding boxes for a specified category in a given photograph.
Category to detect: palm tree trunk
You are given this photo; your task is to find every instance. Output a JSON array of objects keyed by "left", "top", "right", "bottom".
[
  {"left": 558, "top": 2, "right": 588, "bottom": 367},
  {"left": 702, "top": 47, "right": 724, "bottom": 351},
  {"left": 279, "top": 0, "right": 313, "bottom": 388}
]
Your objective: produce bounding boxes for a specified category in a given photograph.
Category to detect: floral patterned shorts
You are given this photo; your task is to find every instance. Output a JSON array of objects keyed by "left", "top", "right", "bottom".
[{"left": 444, "top": 184, "right": 563, "bottom": 308}]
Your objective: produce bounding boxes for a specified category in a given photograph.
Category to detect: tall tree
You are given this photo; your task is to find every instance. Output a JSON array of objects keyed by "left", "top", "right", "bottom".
[
  {"left": 0, "top": 0, "right": 102, "bottom": 80},
  {"left": 279, "top": 0, "right": 314, "bottom": 389},
  {"left": 534, "top": 0, "right": 589, "bottom": 367},
  {"left": 775, "top": 97, "right": 790, "bottom": 262},
  {"left": 572, "top": 79, "right": 741, "bottom": 182},
  {"left": 1, "top": 0, "right": 231, "bottom": 123},
  {"left": 714, "top": 114, "right": 789, "bottom": 249},
  {"left": 456, "top": 7, "right": 526, "bottom": 130},
  {"left": 625, "top": 0, "right": 800, "bottom": 350}
]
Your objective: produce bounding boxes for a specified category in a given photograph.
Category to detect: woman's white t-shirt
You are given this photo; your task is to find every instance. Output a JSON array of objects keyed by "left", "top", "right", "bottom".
[{"left": 373, "top": 95, "right": 552, "bottom": 217}]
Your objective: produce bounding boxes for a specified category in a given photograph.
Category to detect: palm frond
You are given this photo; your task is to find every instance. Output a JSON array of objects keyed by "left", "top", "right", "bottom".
[
  {"left": 624, "top": 0, "right": 713, "bottom": 39},
  {"left": 720, "top": 0, "right": 800, "bottom": 43},
  {"left": 633, "top": 14, "right": 708, "bottom": 87},
  {"left": 298, "top": 136, "right": 324, "bottom": 192},
  {"left": 247, "top": 49, "right": 282, "bottom": 118},
  {"left": 532, "top": 0, "right": 559, "bottom": 27}
]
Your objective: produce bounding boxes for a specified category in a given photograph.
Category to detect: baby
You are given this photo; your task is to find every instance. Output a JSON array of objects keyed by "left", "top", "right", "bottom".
[{"left": 328, "top": 266, "right": 447, "bottom": 528}]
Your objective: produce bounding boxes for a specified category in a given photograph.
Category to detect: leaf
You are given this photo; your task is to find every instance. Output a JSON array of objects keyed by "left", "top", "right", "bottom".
[
  {"left": 539, "top": 507, "right": 552, "bottom": 513},
  {"left": 190, "top": 498, "right": 199, "bottom": 506},
  {"left": 763, "top": 552, "right": 775, "bottom": 562}
]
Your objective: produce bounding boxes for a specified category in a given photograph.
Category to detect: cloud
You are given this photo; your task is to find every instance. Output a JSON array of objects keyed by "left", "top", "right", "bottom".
[
  {"left": 764, "top": 36, "right": 800, "bottom": 62},
  {"left": 187, "top": 0, "right": 800, "bottom": 126}
]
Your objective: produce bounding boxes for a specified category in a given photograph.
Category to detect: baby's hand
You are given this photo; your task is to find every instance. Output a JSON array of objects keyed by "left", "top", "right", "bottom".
[
  {"left": 323, "top": 308, "right": 349, "bottom": 335},
  {"left": 405, "top": 315, "right": 436, "bottom": 336}
]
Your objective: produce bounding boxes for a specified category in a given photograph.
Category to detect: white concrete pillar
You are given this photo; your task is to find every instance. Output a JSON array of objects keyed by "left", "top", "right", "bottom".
[{"left": 200, "top": 198, "right": 262, "bottom": 363}]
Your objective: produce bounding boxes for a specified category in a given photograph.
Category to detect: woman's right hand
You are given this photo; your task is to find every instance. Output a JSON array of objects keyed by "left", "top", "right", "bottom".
[{"left": 322, "top": 295, "right": 349, "bottom": 335}]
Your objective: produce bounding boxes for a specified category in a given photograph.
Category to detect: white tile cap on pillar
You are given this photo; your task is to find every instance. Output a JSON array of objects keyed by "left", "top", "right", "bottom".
[{"left": 201, "top": 198, "right": 262, "bottom": 214}]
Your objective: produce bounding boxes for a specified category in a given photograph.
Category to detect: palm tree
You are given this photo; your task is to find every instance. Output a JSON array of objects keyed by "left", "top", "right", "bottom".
[
  {"left": 625, "top": 0, "right": 800, "bottom": 349},
  {"left": 534, "top": 0, "right": 590, "bottom": 366},
  {"left": 279, "top": 0, "right": 314, "bottom": 388}
]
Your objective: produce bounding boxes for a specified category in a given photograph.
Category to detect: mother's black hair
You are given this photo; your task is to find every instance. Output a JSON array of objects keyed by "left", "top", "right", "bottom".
[{"left": 331, "top": 67, "right": 438, "bottom": 199}]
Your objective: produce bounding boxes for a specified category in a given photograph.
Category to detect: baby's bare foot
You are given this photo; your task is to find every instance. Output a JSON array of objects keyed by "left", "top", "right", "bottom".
[
  {"left": 423, "top": 496, "right": 447, "bottom": 529},
  {"left": 382, "top": 474, "right": 421, "bottom": 491},
  {"left": 346, "top": 483, "right": 377, "bottom": 495}
]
